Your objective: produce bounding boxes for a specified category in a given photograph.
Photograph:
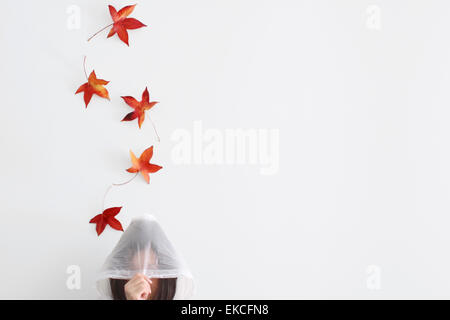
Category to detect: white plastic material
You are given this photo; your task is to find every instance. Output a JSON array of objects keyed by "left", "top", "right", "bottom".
[{"left": 96, "top": 215, "right": 194, "bottom": 299}]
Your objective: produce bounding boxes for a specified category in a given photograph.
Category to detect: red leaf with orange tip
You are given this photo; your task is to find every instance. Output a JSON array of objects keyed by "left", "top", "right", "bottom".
[
  {"left": 89, "top": 207, "right": 124, "bottom": 236},
  {"left": 75, "top": 70, "right": 110, "bottom": 108},
  {"left": 87, "top": 4, "right": 146, "bottom": 45},
  {"left": 121, "top": 87, "right": 158, "bottom": 129},
  {"left": 107, "top": 4, "right": 146, "bottom": 46},
  {"left": 127, "top": 146, "right": 162, "bottom": 184}
]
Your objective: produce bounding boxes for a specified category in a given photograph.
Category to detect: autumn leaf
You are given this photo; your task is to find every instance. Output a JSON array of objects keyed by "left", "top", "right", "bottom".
[
  {"left": 121, "top": 87, "right": 158, "bottom": 129},
  {"left": 75, "top": 70, "right": 110, "bottom": 108},
  {"left": 88, "top": 4, "right": 146, "bottom": 46},
  {"left": 127, "top": 146, "right": 162, "bottom": 183},
  {"left": 89, "top": 207, "right": 124, "bottom": 236}
]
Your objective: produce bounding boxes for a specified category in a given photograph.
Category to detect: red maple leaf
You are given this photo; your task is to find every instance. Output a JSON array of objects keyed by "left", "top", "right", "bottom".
[
  {"left": 127, "top": 146, "right": 162, "bottom": 183},
  {"left": 89, "top": 207, "right": 124, "bottom": 236},
  {"left": 75, "top": 70, "right": 110, "bottom": 108},
  {"left": 107, "top": 4, "right": 146, "bottom": 46},
  {"left": 88, "top": 4, "right": 146, "bottom": 45},
  {"left": 121, "top": 87, "right": 158, "bottom": 129}
]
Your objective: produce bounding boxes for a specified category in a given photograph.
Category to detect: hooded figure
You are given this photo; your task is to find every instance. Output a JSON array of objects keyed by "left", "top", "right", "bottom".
[{"left": 96, "top": 215, "right": 194, "bottom": 299}]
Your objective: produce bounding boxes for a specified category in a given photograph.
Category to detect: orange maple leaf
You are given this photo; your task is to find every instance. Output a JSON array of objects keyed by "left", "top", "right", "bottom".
[
  {"left": 75, "top": 70, "right": 110, "bottom": 108},
  {"left": 121, "top": 87, "right": 158, "bottom": 129},
  {"left": 127, "top": 146, "right": 162, "bottom": 184}
]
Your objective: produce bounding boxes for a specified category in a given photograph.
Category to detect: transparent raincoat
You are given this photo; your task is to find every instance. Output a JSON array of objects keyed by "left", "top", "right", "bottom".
[{"left": 96, "top": 215, "right": 194, "bottom": 299}]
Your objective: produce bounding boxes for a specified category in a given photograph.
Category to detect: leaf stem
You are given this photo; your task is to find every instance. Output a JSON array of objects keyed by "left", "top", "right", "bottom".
[
  {"left": 149, "top": 117, "right": 161, "bottom": 142},
  {"left": 102, "top": 173, "right": 138, "bottom": 210},
  {"left": 87, "top": 23, "right": 114, "bottom": 42},
  {"left": 83, "top": 56, "right": 88, "bottom": 80},
  {"left": 113, "top": 172, "right": 139, "bottom": 186}
]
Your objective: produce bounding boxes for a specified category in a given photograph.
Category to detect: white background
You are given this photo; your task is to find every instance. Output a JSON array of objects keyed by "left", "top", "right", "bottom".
[{"left": 1, "top": 0, "right": 450, "bottom": 299}]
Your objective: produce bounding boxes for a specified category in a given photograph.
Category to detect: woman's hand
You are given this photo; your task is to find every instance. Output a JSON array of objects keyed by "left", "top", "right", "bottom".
[{"left": 124, "top": 273, "right": 153, "bottom": 300}]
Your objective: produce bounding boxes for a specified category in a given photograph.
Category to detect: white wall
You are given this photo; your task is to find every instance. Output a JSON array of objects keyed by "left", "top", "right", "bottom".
[{"left": 2, "top": 0, "right": 450, "bottom": 299}]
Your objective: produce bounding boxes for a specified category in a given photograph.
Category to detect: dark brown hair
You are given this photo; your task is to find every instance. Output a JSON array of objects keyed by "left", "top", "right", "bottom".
[{"left": 109, "top": 278, "right": 177, "bottom": 300}]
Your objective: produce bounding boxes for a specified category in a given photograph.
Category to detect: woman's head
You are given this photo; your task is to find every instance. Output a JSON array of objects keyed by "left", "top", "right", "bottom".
[
  {"left": 109, "top": 246, "right": 176, "bottom": 300},
  {"left": 96, "top": 215, "right": 194, "bottom": 299},
  {"left": 109, "top": 277, "right": 177, "bottom": 300}
]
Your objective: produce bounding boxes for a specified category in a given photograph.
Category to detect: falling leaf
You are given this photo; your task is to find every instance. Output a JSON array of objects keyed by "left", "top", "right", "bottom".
[
  {"left": 87, "top": 4, "right": 146, "bottom": 45},
  {"left": 121, "top": 87, "right": 158, "bottom": 129},
  {"left": 75, "top": 70, "right": 110, "bottom": 108},
  {"left": 89, "top": 207, "right": 124, "bottom": 236},
  {"left": 107, "top": 4, "right": 146, "bottom": 46},
  {"left": 127, "top": 146, "right": 162, "bottom": 183}
]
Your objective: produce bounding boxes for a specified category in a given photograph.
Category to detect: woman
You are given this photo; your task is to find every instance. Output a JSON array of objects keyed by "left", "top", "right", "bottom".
[{"left": 96, "top": 215, "right": 194, "bottom": 300}]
